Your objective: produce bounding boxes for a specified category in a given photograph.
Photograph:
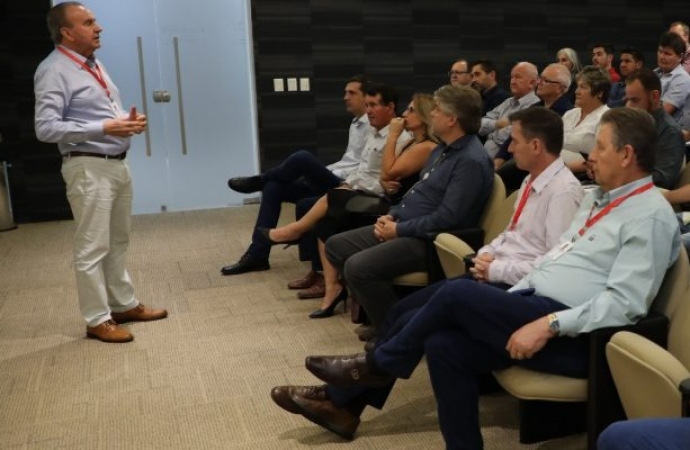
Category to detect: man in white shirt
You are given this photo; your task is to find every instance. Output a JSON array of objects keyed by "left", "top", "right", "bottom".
[
  {"left": 479, "top": 62, "right": 540, "bottom": 157},
  {"left": 222, "top": 75, "right": 370, "bottom": 282},
  {"left": 654, "top": 32, "right": 690, "bottom": 123}
]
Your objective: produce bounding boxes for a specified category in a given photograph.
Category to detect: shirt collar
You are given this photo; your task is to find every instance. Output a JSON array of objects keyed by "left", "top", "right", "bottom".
[
  {"left": 515, "top": 91, "right": 539, "bottom": 107},
  {"left": 373, "top": 124, "right": 390, "bottom": 139},
  {"left": 353, "top": 114, "right": 368, "bottom": 126},
  {"left": 592, "top": 175, "right": 654, "bottom": 207},
  {"left": 527, "top": 158, "right": 567, "bottom": 194}
]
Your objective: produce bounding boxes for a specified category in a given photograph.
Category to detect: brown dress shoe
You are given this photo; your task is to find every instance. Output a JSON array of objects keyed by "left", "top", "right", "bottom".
[
  {"left": 288, "top": 270, "right": 323, "bottom": 290},
  {"left": 86, "top": 320, "right": 134, "bottom": 343},
  {"left": 270, "top": 385, "right": 327, "bottom": 414},
  {"left": 297, "top": 277, "right": 326, "bottom": 299},
  {"left": 111, "top": 304, "right": 168, "bottom": 324},
  {"left": 290, "top": 394, "right": 360, "bottom": 440},
  {"left": 305, "top": 353, "right": 393, "bottom": 387}
]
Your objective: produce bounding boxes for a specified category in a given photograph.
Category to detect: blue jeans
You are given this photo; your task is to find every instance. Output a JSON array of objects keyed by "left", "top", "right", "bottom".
[
  {"left": 246, "top": 150, "right": 341, "bottom": 263},
  {"left": 598, "top": 418, "right": 690, "bottom": 450}
]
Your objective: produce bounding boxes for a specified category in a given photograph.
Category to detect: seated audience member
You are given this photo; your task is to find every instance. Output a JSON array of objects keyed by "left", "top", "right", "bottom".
[
  {"left": 561, "top": 66, "right": 610, "bottom": 176},
  {"left": 267, "top": 94, "right": 438, "bottom": 318},
  {"left": 479, "top": 62, "right": 540, "bottom": 157},
  {"left": 448, "top": 58, "right": 472, "bottom": 87},
  {"left": 469, "top": 59, "right": 511, "bottom": 115},
  {"left": 655, "top": 31, "right": 690, "bottom": 123},
  {"left": 662, "top": 185, "right": 690, "bottom": 254},
  {"left": 271, "top": 108, "right": 681, "bottom": 449},
  {"left": 592, "top": 43, "right": 621, "bottom": 82},
  {"left": 557, "top": 47, "right": 584, "bottom": 103},
  {"left": 494, "top": 63, "right": 574, "bottom": 172},
  {"left": 669, "top": 21, "right": 690, "bottom": 75},
  {"left": 221, "top": 76, "right": 370, "bottom": 279},
  {"left": 625, "top": 68, "right": 685, "bottom": 189},
  {"left": 608, "top": 47, "right": 645, "bottom": 107},
  {"left": 324, "top": 85, "right": 494, "bottom": 332},
  {"left": 598, "top": 418, "right": 690, "bottom": 450}
]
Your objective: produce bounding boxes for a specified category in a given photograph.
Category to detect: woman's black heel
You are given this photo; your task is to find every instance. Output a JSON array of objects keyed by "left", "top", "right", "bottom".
[
  {"left": 257, "top": 227, "right": 300, "bottom": 249},
  {"left": 309, "top": 287, "right": 348, "bottom": 319}
]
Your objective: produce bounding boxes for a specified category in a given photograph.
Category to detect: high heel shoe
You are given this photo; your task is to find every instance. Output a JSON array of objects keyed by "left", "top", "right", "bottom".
[
  {"left": 257, "top": 227, "right": 301, "bottom": 249},
  {"left": 309, "top": 287, "right": 348, "bottom": 319}
]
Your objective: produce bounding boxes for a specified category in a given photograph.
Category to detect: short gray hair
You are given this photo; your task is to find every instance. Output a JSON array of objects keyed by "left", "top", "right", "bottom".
[
  {"left": 546, "top": 63, "right": 572, "bottom": 90},
  {"left": 434, "top": 85, "right": 482, "bottom": 135}
]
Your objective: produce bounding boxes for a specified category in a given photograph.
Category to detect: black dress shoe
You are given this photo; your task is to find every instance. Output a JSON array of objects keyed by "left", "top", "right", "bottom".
[
  {"left": 227, "top": 175, "right": 264, "bottom": 194},
  {"left": 305, "top": 353, "right": 393, "bottom": 387},
  {"left": 290, "top": 394, "right": 361, "bottom": 440},
  {"left": 270, "top": 385, "right": 327, "bottom": 414},
  {"left": 220, "top": 252, "right": 270, "bottom": 275}
]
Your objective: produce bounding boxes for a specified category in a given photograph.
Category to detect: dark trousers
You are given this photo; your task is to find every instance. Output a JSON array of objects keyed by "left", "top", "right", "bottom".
[
  {"left": 325, "top": 225, "right": 428, "bottom": 332},
  {"left": 329, "top": 278, "right": 588, "bottom": 450},
  {"left": 246, "top": 150, "right": 341, "bottom": 262}
]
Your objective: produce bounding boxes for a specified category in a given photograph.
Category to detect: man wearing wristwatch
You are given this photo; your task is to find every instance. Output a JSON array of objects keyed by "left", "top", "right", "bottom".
[{"left": 269, "top": 108, "right": 681, "bottom": 450}]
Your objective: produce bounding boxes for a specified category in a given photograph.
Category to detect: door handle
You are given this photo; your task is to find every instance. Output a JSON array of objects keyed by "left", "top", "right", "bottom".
[
  {"left": 173, "top": 37, "right": 188, "bottom": 156},
  {"left": 136, "top": 37, "right": 152, "bottom": 157}
]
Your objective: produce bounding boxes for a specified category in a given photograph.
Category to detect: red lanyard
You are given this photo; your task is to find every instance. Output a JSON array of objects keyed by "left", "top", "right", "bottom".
[
  {"left": 577, "top": 182, "right": 654, "bottom": 237},
  {"left": 57, "top": 46, "right": 111, "bottom": 100},
  {"left": 509, "top": 179, "right": 533, "bottom": 231}
]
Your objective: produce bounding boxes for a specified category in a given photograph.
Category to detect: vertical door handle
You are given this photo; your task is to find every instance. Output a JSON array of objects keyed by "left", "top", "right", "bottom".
[
  {"left": 136, "top": 37, "right": 152, "bottom": 156},
  {"left": 173, "top": 37, "right": 188, "bottom": 155}
]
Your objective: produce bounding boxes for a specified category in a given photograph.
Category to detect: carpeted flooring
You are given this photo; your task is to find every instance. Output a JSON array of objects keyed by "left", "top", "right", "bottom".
[{"left": 0, "top": 205, "right": 586, "bottom": 449}]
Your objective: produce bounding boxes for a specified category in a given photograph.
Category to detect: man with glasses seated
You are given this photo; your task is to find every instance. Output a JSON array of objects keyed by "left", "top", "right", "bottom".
[{"left": 448, "top": 58, "right": 472, "bottom": 87}]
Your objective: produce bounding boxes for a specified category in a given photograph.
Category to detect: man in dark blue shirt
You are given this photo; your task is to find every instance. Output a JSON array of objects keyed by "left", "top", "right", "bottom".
[{"left": 324, "top": 85, "right": 494, "bottom": 332}]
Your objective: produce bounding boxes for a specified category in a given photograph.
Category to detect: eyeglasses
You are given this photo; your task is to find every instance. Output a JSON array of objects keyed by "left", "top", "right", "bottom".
[
  {"left": 448, "top": 70, "right": 469, "bottom": 77},
  {"left": 538, "top": 76, "right": 562, "bottom": 85}
]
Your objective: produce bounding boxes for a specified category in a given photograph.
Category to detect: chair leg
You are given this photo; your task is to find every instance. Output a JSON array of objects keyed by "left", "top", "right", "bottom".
[{"left": 518, "top": 400, "right": 586, "bottom": 444}]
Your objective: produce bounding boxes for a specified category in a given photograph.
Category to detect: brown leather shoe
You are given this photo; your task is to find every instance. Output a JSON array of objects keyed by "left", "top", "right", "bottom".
[
  {"left": 270, "top": 385, "right": 327, "bottom": 414},
  {"left": 288, "top": 270, "right": 323, "bottom": 290},
  {"left": 111, "top": 304, "right": 168, "bottom": 324},
  {"left": 297, "top": 277, "right": 325, "bottom": 299},
  {"left": 290, "top": 394, "right": 360, "bottom": 440},
  {"left": 86, "top": 320, "right": 134, "bottom": 343},
  {"left": 305, "top": 353, "right": 393, "bottom": 387}
]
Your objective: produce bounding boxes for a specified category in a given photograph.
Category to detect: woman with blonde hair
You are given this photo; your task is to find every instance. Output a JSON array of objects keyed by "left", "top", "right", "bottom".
[{"left": 264, "top": 93, "right": 438, "bottom": 317}]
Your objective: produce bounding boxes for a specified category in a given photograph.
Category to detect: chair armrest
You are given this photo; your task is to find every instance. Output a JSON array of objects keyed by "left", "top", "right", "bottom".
[
  {"left": 444, "top": 227, "right": 485, "bottom": 252},
  {"left": 586, "top": 312, "right": 670, "bottom": 449},
  {"left": 681, "top": 378, "right": 690, "bottom": 417}
]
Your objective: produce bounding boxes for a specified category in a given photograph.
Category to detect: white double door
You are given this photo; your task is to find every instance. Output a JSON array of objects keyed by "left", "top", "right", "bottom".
[{"left": 52, "top": 0, "right": 260, "bottom": 214}]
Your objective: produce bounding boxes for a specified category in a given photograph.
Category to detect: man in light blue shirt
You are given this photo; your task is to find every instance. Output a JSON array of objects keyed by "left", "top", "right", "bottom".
[
  {"left": 271, "top": 108, "right": 680, "bottom": 450},
  {"left": 34, "top": 2, "right": 168, "bottom": 343}
]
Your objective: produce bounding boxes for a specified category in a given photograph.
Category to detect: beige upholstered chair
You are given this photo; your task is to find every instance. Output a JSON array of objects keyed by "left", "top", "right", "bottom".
[
  {"left": 393, "top": 173, "right": 507, "bottom": 287},
  {"left": 606, "top": 246, "right": 690, "bottom": 419},
  {"left": 491, "top": 245, "right": 689, "bottom": 448},
  {"left": 434, "top": 186, "right": 517, "bottom": 279}
]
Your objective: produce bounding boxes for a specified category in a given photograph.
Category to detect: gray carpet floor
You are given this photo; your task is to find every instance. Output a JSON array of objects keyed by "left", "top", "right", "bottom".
[{"left": 0, "top": 205, "right": 586, "bottom": 449}]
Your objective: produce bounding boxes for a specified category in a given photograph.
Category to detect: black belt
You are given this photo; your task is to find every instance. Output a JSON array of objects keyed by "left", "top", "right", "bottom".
[{"left": 64, "top": 151, "right": 127, "bottom": 160}]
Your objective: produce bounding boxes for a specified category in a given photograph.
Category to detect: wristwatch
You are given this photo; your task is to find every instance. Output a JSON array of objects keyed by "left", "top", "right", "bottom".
[{"left": 547, "top": 313, "right": 560, "bottom": 335}]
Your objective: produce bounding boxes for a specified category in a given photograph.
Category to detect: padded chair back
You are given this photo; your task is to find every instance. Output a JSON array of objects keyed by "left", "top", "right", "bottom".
[
  {"left": 435, "top": 176, "right": 514, "bottom": 279},
  {"left": 650, "top": 246, "right": 690, "bottom": 368}
]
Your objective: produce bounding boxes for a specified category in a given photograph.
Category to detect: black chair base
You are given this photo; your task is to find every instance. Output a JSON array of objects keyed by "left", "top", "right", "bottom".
[{"left": 518, "top": 399, "right": 586, "bottom": 444}]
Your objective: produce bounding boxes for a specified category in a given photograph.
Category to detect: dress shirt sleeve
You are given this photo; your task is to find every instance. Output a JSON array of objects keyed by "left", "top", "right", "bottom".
[
  {"left": 651, "top": 125, "right": 686, "bottom": 189},
  {"left": 34, "top": 69, "right": 104, "bottom": 144},
  {"left": 479, "top": 107, "right": 502, "bottom": 136},
  {"left": 661, "top": 74, "right": 690, "bottom": 109},
  {"left": 486, "top": 186, "right": 583, "bottom": 286},
  {"left": 396, "top": 158, "right": 490, "bottom": 238},
  {"left": 555, "top": 216, "right": 679, "bottom": 336}
]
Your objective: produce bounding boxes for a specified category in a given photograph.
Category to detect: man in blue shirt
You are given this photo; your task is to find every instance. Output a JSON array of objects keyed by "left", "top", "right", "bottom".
[
  {"left": 270, "top": 108, "right": 680, "bottom": 449},
  {"left": 34, "top": 2, "right": 168, "bottom": 343}
]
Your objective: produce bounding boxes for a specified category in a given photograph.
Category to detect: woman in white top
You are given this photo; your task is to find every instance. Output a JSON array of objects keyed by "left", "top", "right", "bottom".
[{"left": 561, "top": 65, "right": 611, "bottom": 176}]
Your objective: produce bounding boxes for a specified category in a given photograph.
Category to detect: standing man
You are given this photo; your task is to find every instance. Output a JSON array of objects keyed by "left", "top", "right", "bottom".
[
  {"left": 274, "top": 108, "right": 680, "bottom": 449},
  {"left": 625, "top": 68, "right": 685, "bottom": 189},
  {"left": 448, "top": 59, "right": 472, "bottom": 87},
  {"left": 34, "top": 2, "right": 167, "bottom": 343},
  {"left": 469, "top": 59, "right": 511, "bottom": 115},
  {"left": 221, "top": 75, "right": 370, "bottom": 299},
  {"left": 669, "top": 21, "right": 690, "bottom": 75},
  {"left": 592, "top": 43, "right": 621, "bottom": 82},
  {"left": 608, "top": 47, "right": 644, "bottom": 107}
]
